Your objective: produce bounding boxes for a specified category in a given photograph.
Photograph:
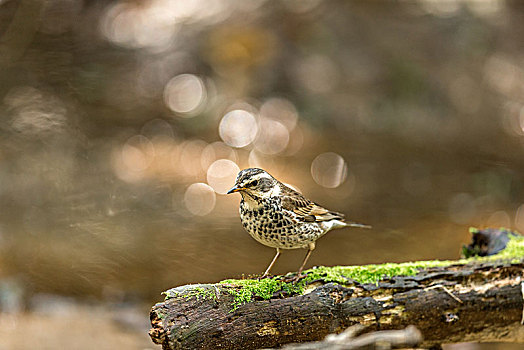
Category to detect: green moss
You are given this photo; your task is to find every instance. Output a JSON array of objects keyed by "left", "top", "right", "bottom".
[
  {"left": 301, "top": 260, "right": 458, "bottom": 285},
  {"left": 163, "top": 284, "right": 218, "bottom": 302},
  {"left": 217, "top": 230, "right": 523, "bottom": 310},
  {"left": 219, "top": 277, "right": 303, "bottom": 310}
]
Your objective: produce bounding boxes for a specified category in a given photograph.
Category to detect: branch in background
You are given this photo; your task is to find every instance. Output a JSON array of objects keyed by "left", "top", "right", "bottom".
[{"left": 280, "top": 325, "right": 422, "bottom": 349}]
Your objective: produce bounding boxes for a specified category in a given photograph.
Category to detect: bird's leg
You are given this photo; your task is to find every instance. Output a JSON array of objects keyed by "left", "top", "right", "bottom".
[
  {"left": 260, "top": 248, "right": 280, "bottom": 279},
  {"left": 297, "top": 242, "right": 316, "bottom": 278}
]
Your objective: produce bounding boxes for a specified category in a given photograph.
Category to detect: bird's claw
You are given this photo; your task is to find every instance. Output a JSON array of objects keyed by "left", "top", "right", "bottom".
[
  {"left": 257, "top": 274, "right": 272, "bottom": 280},
  {"left": 282, "top": 272, "right": 307, "bottom": 283}
]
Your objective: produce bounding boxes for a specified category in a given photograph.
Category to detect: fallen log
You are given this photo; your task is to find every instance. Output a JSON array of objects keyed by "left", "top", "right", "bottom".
[{"left": 149, "top": 228, "right": 524, "bottom": 349}]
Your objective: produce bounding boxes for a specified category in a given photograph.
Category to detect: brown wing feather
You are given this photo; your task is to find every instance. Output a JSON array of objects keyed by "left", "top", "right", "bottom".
[{"left": 280, "top": 183, "right": 345, "bottom": 222}]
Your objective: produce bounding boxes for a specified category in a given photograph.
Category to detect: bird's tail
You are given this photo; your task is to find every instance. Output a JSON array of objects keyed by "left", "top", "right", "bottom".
[{"left": 345, "top": 222, "right": 372, "bottom": 229}]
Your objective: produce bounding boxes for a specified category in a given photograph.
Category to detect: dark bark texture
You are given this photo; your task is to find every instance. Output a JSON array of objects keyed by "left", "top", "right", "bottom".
[{"left": 149, "top": 259, "right": 524, "bottom": 349}]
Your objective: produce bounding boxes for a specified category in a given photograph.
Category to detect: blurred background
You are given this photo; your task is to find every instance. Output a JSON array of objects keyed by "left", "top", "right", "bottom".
[{"left": 1, "top": 0, "right": 524, "bottom": 349}]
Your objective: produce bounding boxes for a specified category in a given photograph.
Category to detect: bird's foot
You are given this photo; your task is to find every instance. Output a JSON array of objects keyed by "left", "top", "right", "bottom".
[
  {"left": 257, "top": 273, "right": 272, "bottom": 280},
  {"left": 282, "top": 272, "right": 306, "bottom": 283}
]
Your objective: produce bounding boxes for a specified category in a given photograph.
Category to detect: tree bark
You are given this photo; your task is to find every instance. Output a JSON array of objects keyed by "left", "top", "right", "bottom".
[{"left": 149, "top": 259, "right": 524, "bottom": 349}]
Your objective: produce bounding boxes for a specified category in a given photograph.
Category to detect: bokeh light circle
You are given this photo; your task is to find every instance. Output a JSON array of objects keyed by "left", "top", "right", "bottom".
[
  {"left": 175, "top": 139, "right": 208, "bottom": 177},
  {"left": 260, "top": 98, "right": 299, "bottom": 131},
  {"left": 206, "top": 159, "right": 240, "bottom": 194},
  {"left": 164, "top": 74, "right": 206, "bottom": 115},
  {"left": 184, "top": 183, "right": 216, "bottom": 216},
  {"left": 285, "top": 126, "right": 304, "bottom": 155},
  {"left": 121, "top": 135, "right": 155, "bottom": 172},
  {"left": 248, "top": 149, "right": 276, "bottom": 170},
  {"left": 295, "top": 55, "right": 338, "bottom": 93},
  {"left": 219, "top": 109, "right": 258, "bottom": 148},
  {"left": 486, "top": 210, "right": 511, "bottom": 228},
  {"left": 310, "top": 152, "right": 348, "bottom": 188},
  {"left": 448, "top": 193, "right": 476, "bottom": 224},
  {"left": 141, "top": 118, "right": 174, "bottom": 140},
  {"left": 515, "top": 204, "right": 524, "bottom": 232},
  {"left": 201, "top": 142, "right": 237, "bottom": 170},
  {"left": 100, "top": 2, "right": 178, "bottom": 50},
  {"left": 255, "top": 119, "right": 289, "bottom": 155}
]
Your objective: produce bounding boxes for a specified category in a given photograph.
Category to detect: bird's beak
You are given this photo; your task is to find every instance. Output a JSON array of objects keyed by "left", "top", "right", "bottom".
[{"left": 227, "top": 186, "right": 244, "bottom": 194}]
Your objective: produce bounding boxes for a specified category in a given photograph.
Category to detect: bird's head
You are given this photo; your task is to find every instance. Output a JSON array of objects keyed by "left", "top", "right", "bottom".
[{"left": 227, "top": 168, "right": 280, "bottom": 199}]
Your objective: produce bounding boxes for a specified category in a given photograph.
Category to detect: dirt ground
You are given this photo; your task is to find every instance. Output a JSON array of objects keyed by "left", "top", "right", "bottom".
[{"left": 0, "top": 305, "right": 156, "bottom": 350}]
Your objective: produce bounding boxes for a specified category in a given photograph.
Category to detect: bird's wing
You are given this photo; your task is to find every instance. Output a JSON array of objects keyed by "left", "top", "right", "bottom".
[{"left": 280, "top": 183, "right": 345, "bottom": 222}]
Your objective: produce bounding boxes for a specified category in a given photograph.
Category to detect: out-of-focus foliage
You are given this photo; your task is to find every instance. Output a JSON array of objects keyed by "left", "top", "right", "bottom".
[{"left": 1, "top": 0, "right": 524, "bottom": 303}]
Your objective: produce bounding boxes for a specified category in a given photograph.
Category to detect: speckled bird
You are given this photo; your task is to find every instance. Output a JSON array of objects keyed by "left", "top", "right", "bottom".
[{"left": 227, "top": 168, "right": 371, "bottom": 278}]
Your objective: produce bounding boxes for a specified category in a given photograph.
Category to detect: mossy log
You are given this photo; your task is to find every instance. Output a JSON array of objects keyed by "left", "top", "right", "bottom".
[{"left": 149, "top": 231, "right": 524, "bottom": 349}]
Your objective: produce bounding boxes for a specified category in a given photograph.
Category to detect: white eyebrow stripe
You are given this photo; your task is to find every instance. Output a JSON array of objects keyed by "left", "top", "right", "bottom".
[
  {"left": 253, "top": 173, "right": 272, "bottom": 179},
  {"left": 241, "top": 173, "right": 271, "bottom": 184}
]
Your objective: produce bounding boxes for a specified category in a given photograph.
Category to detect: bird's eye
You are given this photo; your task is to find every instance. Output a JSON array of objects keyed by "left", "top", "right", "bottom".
[{"left": 249, "top": 180, "right": 258, "bottom": 187}]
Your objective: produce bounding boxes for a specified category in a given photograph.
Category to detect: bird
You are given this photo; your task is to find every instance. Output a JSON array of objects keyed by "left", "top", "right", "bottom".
[{"left": 227, "top": 167, "right": 371, "bottom": 279}]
